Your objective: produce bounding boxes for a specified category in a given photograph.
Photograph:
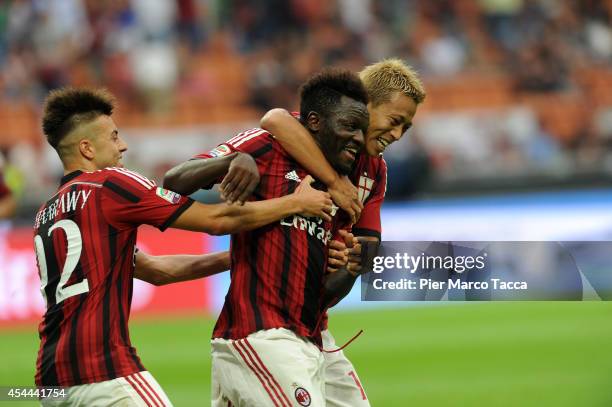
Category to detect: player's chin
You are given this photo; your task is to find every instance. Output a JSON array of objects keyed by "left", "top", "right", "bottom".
[
  {"left": 366, "top": 140, "right": 382, "bottom": 157},
  {"left": 337, "top": 159, "right": 354, "bottom": 175}
]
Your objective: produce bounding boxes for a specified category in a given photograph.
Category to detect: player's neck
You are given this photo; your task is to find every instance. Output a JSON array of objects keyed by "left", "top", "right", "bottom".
[{"left": 63, "top": 159, "right": 99, "bottom": 175}]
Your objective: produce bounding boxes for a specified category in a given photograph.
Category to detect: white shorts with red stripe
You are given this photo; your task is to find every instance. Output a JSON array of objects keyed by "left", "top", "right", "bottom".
[
  {"left": 40, "top": 371, "right": 172, "bottom": 407},
  {"left": 322, "top": 329, "right": 370, "bottom": 407},
  {"left": 211, "top": 328, "right": 325, "bottom": 407}
]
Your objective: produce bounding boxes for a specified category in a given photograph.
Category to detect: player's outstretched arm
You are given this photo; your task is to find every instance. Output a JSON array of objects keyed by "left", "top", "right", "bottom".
[
  {"left": 261, "top": 108, "right": 362, "bottom": 222},
  {"left": 171, "top": 175, "right": 333, "bottom": 235},
  {"left": 134, "top": 251, "right": 230, "bottom": 286},
  {"left": 164, "top": 152, "right": 259, "bottom": 204}
]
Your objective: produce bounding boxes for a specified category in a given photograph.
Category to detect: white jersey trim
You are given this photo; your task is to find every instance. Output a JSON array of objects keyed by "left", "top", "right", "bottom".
[
  {"left": 226, "top": 128, "right": 261, "bottom": 146},
  {"left": 107, "top": 167, "right": 156, "bottom": 190},
  {"left": 226, "top": 128, "right": 268, "bottom": 148}
]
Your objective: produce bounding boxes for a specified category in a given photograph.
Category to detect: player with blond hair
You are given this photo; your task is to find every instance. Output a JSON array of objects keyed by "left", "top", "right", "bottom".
[
  {"left": 165, "top": 68, "right": 371, "bottom": 406},
  {"left": 261, "top": 58, "right": 426, "bottom": 406}
]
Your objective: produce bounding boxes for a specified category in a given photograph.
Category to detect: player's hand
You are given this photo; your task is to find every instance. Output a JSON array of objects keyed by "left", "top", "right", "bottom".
[
  {"left": 328, "top": 176, "right": 362, "bottom": 224},
  {"left": 220, "top": 153, "right": 260, "bottom": 205},
  {"left": 327, "top": 239, "right": 349, "bottom": 273},
  {"left": 294, "top": 175, "right": 333, "bottom": 222},
  {"left": 348, "top": 237, "right": 380, "bottom": 276},
  {"left": 336, "top": 230, "right": 362, "bottom": 275},
  {"left": 347, "top": 241, "right": 362, "bottom": 276},
  {"left": 327, "top": 230, "right": 362, "bottom": 274}
]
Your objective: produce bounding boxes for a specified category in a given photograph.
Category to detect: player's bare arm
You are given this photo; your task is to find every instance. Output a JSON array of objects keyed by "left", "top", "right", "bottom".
[
  {"left": 134, "top": 250, "right": 230, "bottom": 286},
  {"left": 171, "top": 175, "right": 333, "bottom": 234},
  {"left": 261, "top": 108, "right": 362, "bottom": 223},
  {"left": 164, "top": 151, "right": 259, "bottom": 204}
]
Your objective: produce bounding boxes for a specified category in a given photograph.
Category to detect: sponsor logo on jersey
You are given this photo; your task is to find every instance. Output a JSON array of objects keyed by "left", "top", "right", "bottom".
[
  {"left": 280, "top": 215, "right": 333, "bottom": 245},
  {"left": 294, "top": 387, "right": 311, "bottom": 406},
  {"left": 209, "top": 144, "right": 232, "bottom": 157},
  {"left": 156, "top": 187, "right": 181, "bottom": 204},
  {"left": 285, "top": 170, "right": 301, "bottom": 182},
  {"left": 330, "top": 203, "right": 339, "bottom": 217}
]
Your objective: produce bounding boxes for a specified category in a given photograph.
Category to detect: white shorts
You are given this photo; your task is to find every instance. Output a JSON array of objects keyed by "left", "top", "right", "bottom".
[
  {"left": 40, "top": 371, "right": 173, "bottom": 407},
  {"left": 211, "top": 328, "right": 325, "bottom": 407},
  {"left": 322, "top": 329, "right": 370, "bottom": 407}
]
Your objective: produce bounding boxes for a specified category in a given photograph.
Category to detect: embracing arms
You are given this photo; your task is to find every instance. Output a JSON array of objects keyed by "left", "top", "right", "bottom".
[
  {"left": 170, "top": 175, "right": 333, "bottom": 235},
  {"left": 261, "top": 109, "right": 362, "bottom": 222},
  {"left": 135, "top": 250, "right": 230, "bottom": 286},
  {"left": 164, "top": 152, "right": 259, "bottom": 205}
]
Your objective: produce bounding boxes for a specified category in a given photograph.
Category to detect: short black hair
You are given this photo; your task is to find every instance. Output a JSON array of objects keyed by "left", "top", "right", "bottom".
[
  {"left": 299, "top": 68, "right": 369, "bottom": 120},
  {"left": 42, "top": 87, "right": 115, "bottom": 151}
]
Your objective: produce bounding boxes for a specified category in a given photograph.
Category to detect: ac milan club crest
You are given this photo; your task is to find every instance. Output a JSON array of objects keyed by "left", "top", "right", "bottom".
[
  {"left": 294, "top": 387, "right": 311, "bottom": 406},
  {"left": 358, "top": 174, "right": 374, "bottom": 203}
]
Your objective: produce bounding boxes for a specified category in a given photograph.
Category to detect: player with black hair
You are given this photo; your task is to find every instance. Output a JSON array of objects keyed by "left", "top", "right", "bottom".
[
  {"left": 261, "top": 58, "right": 427, "bottom": 407},
  {"left": 164, "top": 68, "right": 369, "bottom": 406},
  {"left": 34, "top": 87, "right": 332, "bottom": 406}
]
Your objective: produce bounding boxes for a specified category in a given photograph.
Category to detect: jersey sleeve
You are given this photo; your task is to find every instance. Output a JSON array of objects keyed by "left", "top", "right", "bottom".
[
  {"left": 352, "top": 159, "right": 387, "bottom": 240},
  {"left": 191, "top": 128, "right": 276, "bottom": 188},
  {"left": 100, "top": 168, "right": 194, "bottom": 231}
]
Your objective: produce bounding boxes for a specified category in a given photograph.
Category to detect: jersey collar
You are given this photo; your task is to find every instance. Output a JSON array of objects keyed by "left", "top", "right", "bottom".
[{"left": 60, "top": 170, "right": 83, "bottom": 186}]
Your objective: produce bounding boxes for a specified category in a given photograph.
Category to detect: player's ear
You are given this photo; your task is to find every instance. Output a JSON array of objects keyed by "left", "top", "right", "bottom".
[
  {"left": 305, "top": 112, "right": 321, "bottom": 133},
  {"left": 79, "top": 139, "right": 95, "bottom": 161}
]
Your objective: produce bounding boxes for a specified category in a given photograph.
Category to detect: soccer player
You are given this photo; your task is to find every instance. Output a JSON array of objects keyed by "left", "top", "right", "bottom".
[
  {"left": 0, "top": 167, "right": 16, "bottom": 219},
  {"left": 260, "top": 59, "right": 426, "bottom": 406},
  {"left": 34, "top": 87, "right": 332, "bottom": 406},
  {"left": 163, "top": 68, "right": 369, "bottom": 406}
]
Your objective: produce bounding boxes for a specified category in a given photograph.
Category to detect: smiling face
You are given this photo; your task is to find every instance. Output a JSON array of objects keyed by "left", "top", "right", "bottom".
[
  {"left": 365, "top": 92, "right": 418, "bottom": 157},
  {"left": 309, "top": 95, "right": 369, "bottom": 174}
]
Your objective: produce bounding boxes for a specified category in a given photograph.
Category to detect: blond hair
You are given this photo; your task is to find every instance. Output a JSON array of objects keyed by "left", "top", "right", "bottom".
[{"left": 359, "top": 58, "right": 426, "bottom": 106}]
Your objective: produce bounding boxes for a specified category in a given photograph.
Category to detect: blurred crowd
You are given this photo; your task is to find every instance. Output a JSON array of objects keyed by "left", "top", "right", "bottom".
[
  {"left": 1, "top": 0, "right": 611, "bottom": 109},
  {"left": 1, "top": 0, "right": 612, "bottom": 214}
]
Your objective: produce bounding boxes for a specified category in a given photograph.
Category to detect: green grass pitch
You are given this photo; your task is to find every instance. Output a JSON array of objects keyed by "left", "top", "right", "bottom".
[{"left": 1, "top": 303, "right": 611, "bottom": 406}]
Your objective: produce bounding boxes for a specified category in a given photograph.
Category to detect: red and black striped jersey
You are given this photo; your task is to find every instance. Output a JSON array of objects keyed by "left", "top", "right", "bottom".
[
  {"left": 351, "top": 153, "right": 387, "bottom": 239},
  {"left": 194, "top": 129, "right": 348, "bottom": 344},
  {"left": 33, "top": 168, "right": 193, "bottom": 386}
]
